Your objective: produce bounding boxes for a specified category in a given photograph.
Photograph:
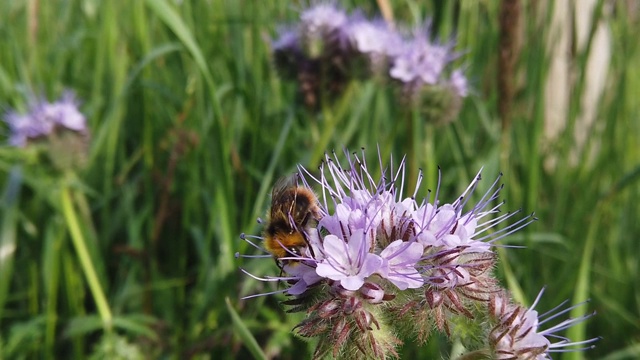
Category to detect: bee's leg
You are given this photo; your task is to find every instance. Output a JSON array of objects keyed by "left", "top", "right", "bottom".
[
  {"left": 299, "top": 211, "right": 311, "bottom": 228},
  {"left": 276, "top": 259, "right": 287, "bottom": 285},
  {"left": 301, "top": 228, "right": 318, "bottom": 259},
  {"left": 274, "top": 257, "right": 284, "bottom": 272}
]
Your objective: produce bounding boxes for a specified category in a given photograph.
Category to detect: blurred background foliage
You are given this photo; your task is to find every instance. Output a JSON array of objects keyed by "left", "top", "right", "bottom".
[{"left": 0, "top": 0, "right": 638, "bottom": 359}]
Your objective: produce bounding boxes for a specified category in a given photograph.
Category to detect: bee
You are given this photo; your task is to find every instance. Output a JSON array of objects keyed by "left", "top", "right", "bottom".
[{"left": 263, "top": 174, "right": 322, "bottom": 267}]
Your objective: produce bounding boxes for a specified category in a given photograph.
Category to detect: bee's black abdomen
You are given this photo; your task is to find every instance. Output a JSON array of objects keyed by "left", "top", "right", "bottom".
[
  {"left": 294, "top": 195, "right": 311, "bottom": 220},
  {"left": 265, "top": 218, "right": 290, "bottom": 237}
]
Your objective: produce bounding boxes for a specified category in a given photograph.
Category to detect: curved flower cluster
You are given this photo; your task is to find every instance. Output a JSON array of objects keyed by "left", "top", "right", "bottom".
[
  {"left": 489, "top": 289, "right": 598, "bottom": 359},
  {"left": 4, "top": 92, "right": 87, "bottom": 147},
  {"left": 3, "top": 91, "right": 89, "bottom": 170},
  {"left": 271, "top": 2, "right": 467, "bottom": 117},
  {"left": 238, "top": 150, "right": 596, "bottom": 358}
]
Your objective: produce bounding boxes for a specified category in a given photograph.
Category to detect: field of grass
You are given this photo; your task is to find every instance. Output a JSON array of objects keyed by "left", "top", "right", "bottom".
[{"left": 0, "top": 0, "right": 639, "bottom": 359}]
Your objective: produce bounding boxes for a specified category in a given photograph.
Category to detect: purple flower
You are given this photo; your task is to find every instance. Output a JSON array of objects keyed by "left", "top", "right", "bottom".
[
  {"left": 300, "top": 3, "right": 348, "bottom": 37},
  {"left": 317, "top": 191, "right": 370, "bottom": 237},
  {"left": 489, "top": 289, "right": 598, "bottom": 359},
  {"left": 389, "top": 33, "right": 454, "bottom": 85},
  {"left": 412, "top": 170, "right": 534, "bottom": 254},
  {"left": 236, "top": 149, "right": 594, "bottom": 359},
  {"left": 272, "top": 27, "right": 301, "bottom": 53},
  {"left": 315, "top": 230, "right": 383, "bottom": 291},
  {"left": 4, "top": 92, "right": 87, "bottom": 147},
  {"left": 377, "top": 240, "right": 424, "bottom": 290},
  {"left": 239, "top": 151, "right": 534, "bottom": 298},
  {"left": 41, "top": 92, "right": 86, "bottom": 131},
  {"left": 450, "top": 69, "right": 468, "bottom": 97},
  {"left": 346, "top": 19, "right": 402, "bottom": 57},
  {"left": 4, "top": 111, "right": 52, "bottom": 147},
  {"left": 283, "top": 262, "right": 324, "bottom": 295},
  {"left": 298, "top": 2, "right": 349, "bottom": 57}
]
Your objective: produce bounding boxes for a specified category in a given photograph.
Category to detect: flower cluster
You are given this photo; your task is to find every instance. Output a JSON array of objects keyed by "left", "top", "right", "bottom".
[
  {"left": 488, "top": 289, "right": 599, "bottom": 359},
  {"left": 3, "top": 91, "right": 89, "bottom": 170},
  {"left": 238, "top": 150, "right": 596, "bottom": 359},
  {"left": 272, "top": 2, "right": 467, "bottom": 119}
]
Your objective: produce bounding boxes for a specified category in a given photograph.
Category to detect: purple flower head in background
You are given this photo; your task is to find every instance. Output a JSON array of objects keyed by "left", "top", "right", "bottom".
[
  {"left": 300, "top": 2, "right": 348, "bottom": 37},
  {"left": 389, "top": 29, "right": 455, "bottom": 86},
  {"left": 272, "top": 27, "right": 301, "bottom": 54},
  {"left": 449, "top": 69, "right": 469, "bottom": 97},
  {"left": 299, "top": 2, "right": 349, "bottom": 57},
  {"left": 346, "top": 18, "right": 402, "bottom": 57},
  {"left": 4, "top": 92, "right": 87, "bottom": 147}
]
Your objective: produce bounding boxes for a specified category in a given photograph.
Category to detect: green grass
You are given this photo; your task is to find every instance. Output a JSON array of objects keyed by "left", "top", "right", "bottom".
[{"left": 0, "top": 0, "right": 639, "bottom": 358}]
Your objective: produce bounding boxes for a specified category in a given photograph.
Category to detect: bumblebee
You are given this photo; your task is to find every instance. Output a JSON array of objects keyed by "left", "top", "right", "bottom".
[{"left": 263, "top": 174, "right": 321, "bottom": 266}]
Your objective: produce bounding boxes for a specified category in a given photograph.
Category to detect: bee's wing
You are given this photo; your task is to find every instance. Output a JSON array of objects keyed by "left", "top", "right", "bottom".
[
  {"left": 270, "top": 173, "right": 299, "bottom": 199},
  {"left": 270, "top": 173, "right": 300, "bottom": 219}
]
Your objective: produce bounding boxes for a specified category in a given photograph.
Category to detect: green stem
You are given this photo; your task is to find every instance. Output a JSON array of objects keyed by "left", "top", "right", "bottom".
[
  {"left": 44, "top": 227, "right": 63, "bottom": 358},
  {"left": 309, "top": 82, "right": 355, "bottom": 167},
  {"left": 60, "top": 183, "right": 113, "bottom": 331},
  {"left": 424, "top": 120, "right": 436, "bottom": 193},
  {"left": 309, "top": 104, "right": 340, "bottom": 167},
  {"left": 410, "top": 109, "right": 420, "bottom": 191}
]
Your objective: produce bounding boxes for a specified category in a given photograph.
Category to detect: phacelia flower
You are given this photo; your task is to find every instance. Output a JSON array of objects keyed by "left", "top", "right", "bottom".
[
  {"left": 449, "top": 69, "right": 469, "bottom": 97},
  {"left": 272, "top": 27, "right": 303, "bottom": 80},
  {"left": 389, "top": 34, "right": 454, "bottom": 86},
  {"left": 387, "top": 25, "right": 469, "bottom": 124},
  {"left": 237, "top": 149, "right": 559, "bottom": 359},
  {"left": 489, "top": 289, "right": 599, "bottom": 359},
  {"left": 377, "top": 240, "right": 424, "bottom": 290},
  {"left": 299, "top": 2, "right": 349, "bottom": 58},
  {"left": 4, "top": 92, "right": 87, "bottom": 147},
  {"left": 270, "top": 5, "right": 471, "bottom": 114},
  {"left": 315, "top": 230, "right": 383, "bottom": 291},
  {"left": 3, "top": 91, "right": 90, "bottom": 171},
  {"left": 344, "top": 18, "right": 403, "bottom": 77},
  {"left": 347, "top": 19, "right": 401, "bottom": 56},
  {"left": 301, "top": 3, "right": 348, "bottom": 35}
]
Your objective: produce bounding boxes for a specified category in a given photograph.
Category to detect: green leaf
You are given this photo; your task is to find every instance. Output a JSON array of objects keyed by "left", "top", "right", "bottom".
[
  {"left": 226, "top": 297, "right": 267, "bottom": 360},
  {"left": 0, "top": 166, "right": 22, "bottom": 325}
]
